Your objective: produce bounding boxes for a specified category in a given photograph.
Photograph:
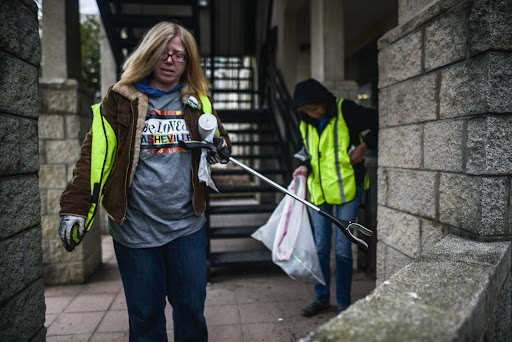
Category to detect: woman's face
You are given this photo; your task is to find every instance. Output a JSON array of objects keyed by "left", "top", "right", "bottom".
[{"left": 149, "top": 36, "right": 188, "bottom": 91}]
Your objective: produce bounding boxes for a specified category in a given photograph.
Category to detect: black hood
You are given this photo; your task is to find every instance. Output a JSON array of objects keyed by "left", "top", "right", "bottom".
[{"left": 292, "top": 78, "right": 336, "bottom": 109}]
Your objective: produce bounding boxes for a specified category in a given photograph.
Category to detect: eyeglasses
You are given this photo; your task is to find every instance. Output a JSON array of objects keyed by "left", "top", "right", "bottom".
[{"left": 160, "top": 52, "right": 189, "bottom": 63}]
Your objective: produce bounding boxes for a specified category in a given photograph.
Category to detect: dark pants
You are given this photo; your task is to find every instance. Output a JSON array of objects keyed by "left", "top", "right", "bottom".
[{"left": 113, "top": 227, "right": 208, "bottom": 342}]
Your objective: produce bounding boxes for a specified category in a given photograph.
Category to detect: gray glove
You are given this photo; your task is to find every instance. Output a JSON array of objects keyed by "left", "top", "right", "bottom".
[
  {"left": 58, "top": 215, "right": 86, "bottom": 252},
  {"left": 206, "top": 137, "right": 230, "bottom": 164}
]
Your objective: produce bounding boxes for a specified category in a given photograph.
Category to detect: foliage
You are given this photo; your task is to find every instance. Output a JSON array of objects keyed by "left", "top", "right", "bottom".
[{"left": 81, "top": 15, "right": 101, "bottom": 100}]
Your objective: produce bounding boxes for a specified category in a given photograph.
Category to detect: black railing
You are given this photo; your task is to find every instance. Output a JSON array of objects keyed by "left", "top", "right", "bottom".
[{"left": 259, "top": 35, "right": 302, "bottom": 172}]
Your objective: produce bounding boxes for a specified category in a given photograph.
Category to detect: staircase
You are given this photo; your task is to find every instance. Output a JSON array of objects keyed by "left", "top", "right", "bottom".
[
  {"left": 201, "top": 56, "right": 292, "bottom": 275},
  {"left": 207, "top": 109, "right": 291, "bottom": 272}
]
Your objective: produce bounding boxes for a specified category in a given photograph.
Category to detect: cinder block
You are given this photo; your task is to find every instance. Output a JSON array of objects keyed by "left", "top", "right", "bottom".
[
  {"left": 425, "top": 2, "right": 467, "bottom": 71},
  {"left": 377, "top": 206, "right": 420, "bottom": 258},
  {"left": 378, "top": 125, "right": 422, "bottom": 169},
  {"left": 0, "top": 0, "right": 40, "bottom": 66},
  {"left": 0, "top": 236, "right": 24, "bottom": 303},
  {"left": 420, "top": 219, "right": 448, "bottom": 255},
  {"left": 48, "top": 238, "right": 83, "bottom": 263},
  {"left": 510, "top": 181, "right": 512, "bottom": 234},
  {"left": 40, "top": 80, "right": 80, "bottom": 114},
  {"left": 38, "top": 114, "right": 64, "bottom": 140},
  {"left": 376, "top": 241, "right": 386, "bottom": 285},
  {"left": 41, "top": 214, "right": 60, "bottom": 240},
  {"left": 378, "top": 31, "right": 423, "bottom": 88},
  {"left": 386, "top": 169, "right": 438, "bottom": 219},
  {"left": 0, "top": 116, "right": 20, "bottom": 175},
  {"left": 378, "top": 87, "right": 389, "bottom": 127},
  {"left": 24, "top": 228, "right": 43, "bottom": 284},
  {"left": 440, "top": 53, "right": 512, "bottom": 119},
  {"left": 43, "top": 262, "right": 85, "bottom": 285},
  {"left": 46, "top": 140, "right": 81, "bottom": 164},
  {"left": 40, "top": 189, "right": 48, "bottom": 216},
  {"left": 38, "top": 164, "right": 67, "bottom": 189},
  {"left": 21, "top": 118, "right": 39, "bottom": 173},
  {"left": 384, "top": 73, "right": 438, "bottom": 127},
  {"left": 0, "top": 50, "right": 39, "bottom": 118},
  {"left": 0, "top": 176, "right": 40, "bottom": 240},
  {"left": 377, "top": 167, "right": 387, "bottom": 205},
  {"left": 483, "top": 271, "right": 512, "bottom": 341},
  {"left": 0, "top": 280, "right": 46, "bottom": 342},
  {"left": 64, "top": 114, "right": 81, "bottom": 140},
  {"left": 470, "top": 0, "right": 512, "bottom": 55},
  {"left": 439, "top": 174, "right": 508, "bottom": 236},
  {"left": 384, "top": 244, "right": 414, "bottom": 280},
  {"left": 399, "top": 0, "right": 436, "bottom": 25},
  {"left": 467, "top": 116, "right": 512, "bottom": 175},
  {"left": 424, "top": 119, "right": 464, "bottom": 172},
  {"left": 47, "top": 189, "right": 62, "bottom": 214}
]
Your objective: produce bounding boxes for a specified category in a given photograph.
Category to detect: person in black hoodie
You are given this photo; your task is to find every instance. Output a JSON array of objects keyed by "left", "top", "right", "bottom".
[{"left": 292, "top": 78, "right": 378, "bottom": 317}]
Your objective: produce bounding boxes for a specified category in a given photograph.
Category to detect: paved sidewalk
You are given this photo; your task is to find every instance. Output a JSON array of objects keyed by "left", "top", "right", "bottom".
[{"left": 45, "top": 235, "right": 375, "bottom": 342}]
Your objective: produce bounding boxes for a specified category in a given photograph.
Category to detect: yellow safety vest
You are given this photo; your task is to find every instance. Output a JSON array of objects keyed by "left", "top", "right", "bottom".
[
  {"left": 72, "top": 103, "right": 117, "bottom": 244},
  {"left": 73, "top": 94, "right": 213, "bottom": 244},
  {"left": 299, "top": 99, "right": 368, "bottom": 206}
]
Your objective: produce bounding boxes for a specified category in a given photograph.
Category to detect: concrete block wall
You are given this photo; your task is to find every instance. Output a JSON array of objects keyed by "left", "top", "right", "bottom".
[
  {"left": 300, "top": 0, "right": 512, "bottom": 340},
  {"left": 39, "top": 79, "right": 102, "bottom": 284},
  {"left": 301, "top": 234, "right": 511, "bottom": 341},
  {"left": 376, "top": 0, "right": 512, "bottom": 284},
  {"left": 0, "top": 0, "right": 46, "bottom": 341}
]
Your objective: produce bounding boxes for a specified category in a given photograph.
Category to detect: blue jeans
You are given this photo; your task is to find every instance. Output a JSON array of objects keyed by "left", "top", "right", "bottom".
[
  {"left": 312, "top": 185, "right": 363, "bottom": 307},
  {"left": 113, "top": 227, "right": 208, "bottom": 342}
]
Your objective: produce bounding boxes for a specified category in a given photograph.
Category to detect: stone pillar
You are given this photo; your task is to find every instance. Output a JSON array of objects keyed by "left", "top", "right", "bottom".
[
  {"left": 100, "top": 20, "right": 117, "bottom": 98},
  {"left": 272, "top": 0, "right": 307, "bottom": 92},
  {"left": 41, "top": 0, "right": 81, "bottom": 80},
  {"left": 39, "top": 0, "right": 102, "bottom": 284},
  {"left": 310, "top": 0, "right": 359, "bottom": 100},
  {"left": 377, "top": 0, "right": 512, "bottom": 284},
  {"left": 0, "top": 0, "right": 46, "bottom": 341}
]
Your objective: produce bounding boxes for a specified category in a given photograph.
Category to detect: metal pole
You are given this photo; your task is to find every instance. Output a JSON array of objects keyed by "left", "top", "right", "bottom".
[{"left": 228, "top": 156, "right": 320, "bottom": 212}]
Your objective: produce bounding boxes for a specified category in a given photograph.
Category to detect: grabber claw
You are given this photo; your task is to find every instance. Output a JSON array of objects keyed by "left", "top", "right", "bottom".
[{"left": 318, "top": 210, "right": 372, "bottom": 250}]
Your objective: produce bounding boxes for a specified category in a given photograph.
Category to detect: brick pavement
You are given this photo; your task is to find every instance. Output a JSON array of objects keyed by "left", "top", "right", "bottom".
[{"left": 45, "top": 235, "right": 375, "bottom": 341}]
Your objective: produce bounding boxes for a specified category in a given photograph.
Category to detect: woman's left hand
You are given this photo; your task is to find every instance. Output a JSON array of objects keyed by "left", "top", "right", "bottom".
[{"left": 349, "top": 142, "right": 367, "bottom": 165}]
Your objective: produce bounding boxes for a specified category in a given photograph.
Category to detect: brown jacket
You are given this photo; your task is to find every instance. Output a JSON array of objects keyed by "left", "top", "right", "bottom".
[{"left": 60, "top": 82, "right": 231, "bottom": 223}]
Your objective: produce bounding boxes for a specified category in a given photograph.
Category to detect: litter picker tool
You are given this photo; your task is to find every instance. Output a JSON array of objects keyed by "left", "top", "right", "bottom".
[{"left": 179, "top": 140, "right": 373, "bottom": 249}]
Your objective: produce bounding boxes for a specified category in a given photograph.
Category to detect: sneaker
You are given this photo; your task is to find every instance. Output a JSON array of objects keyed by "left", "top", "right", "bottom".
[
  {"left": 300, "top": 300, "right": 330, "bottom": 317},
  {"left": 338, "top": 305, "right": 349, "bottom": 314}
]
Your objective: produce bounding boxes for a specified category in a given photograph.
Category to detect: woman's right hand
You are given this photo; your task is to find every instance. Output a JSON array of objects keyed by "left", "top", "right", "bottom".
[{"left": 293, "top": 165, "right": 308, "bottom": 179}]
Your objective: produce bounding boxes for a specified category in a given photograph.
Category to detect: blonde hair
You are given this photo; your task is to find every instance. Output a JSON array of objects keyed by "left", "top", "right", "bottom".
[{"left": 120, "top": 21, "right": 209, "bottom": 104}]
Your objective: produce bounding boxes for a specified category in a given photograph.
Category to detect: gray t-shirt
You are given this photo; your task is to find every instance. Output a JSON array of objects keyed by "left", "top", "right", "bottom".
[{"left": 108, "top": 90, "right": 205, "bottom": 248}]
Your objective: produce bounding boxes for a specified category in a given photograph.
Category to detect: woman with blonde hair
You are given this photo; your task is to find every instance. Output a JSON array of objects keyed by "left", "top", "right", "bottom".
[{"left": 59, "top": 21, "right": 231, "bottom": 342}]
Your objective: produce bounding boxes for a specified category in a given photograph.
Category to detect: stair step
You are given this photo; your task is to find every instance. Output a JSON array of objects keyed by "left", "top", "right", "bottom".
[
  {"left": 217, "top": 110, "right": 271, "bottom": 123},
  {"left": 215, "top": 185, "right": 280, "bottom": 193},
  {"left": 210, "top": 226, "right": 260, "bottom": 239},
  {"left": 225, "top": 129, "right": 274, "bottom": 135},
  {"left": 231, "top": 153, "right": 283, "bottom": 160},
  {"left": 208, "top": 203, "right": 276, "bottom": 214},
  {"left": 210, "top": 250, "right": 272, "bottom": 267},
  {"left": 230, "top": 141, "right": 281, "bottom": 146},
  {"left": 212, "top": 168, "right": 287, "bottom": 176},
  {"left": 212, "top": 89, "right": 258, "bottom": 94}
]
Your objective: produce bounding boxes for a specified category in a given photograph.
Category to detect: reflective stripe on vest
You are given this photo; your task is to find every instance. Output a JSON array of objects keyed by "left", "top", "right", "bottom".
[
  {"left": 299, "top": 99, "right": 356, "bottom": 206},
  {"left": 73, "top": 103, "right": 117, "bottom": 243}
]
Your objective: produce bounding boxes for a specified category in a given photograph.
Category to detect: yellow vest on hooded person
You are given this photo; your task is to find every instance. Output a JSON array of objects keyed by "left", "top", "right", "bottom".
[{"left": 299, "top": 99, "right": 369, "bottom": 206}]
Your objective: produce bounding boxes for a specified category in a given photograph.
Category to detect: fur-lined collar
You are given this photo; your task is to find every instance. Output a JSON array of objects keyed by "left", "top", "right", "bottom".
[{"left": 112, "top": 81, "right": 190, "bottom": 107}]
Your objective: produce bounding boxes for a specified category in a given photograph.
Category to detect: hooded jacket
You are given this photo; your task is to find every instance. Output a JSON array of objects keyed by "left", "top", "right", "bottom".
[
  {"left": 293, "top": 78, "right": 378, "bottom": 197},
  {"left": 60, "top": 81, "right": 231, "bottom": 223}
]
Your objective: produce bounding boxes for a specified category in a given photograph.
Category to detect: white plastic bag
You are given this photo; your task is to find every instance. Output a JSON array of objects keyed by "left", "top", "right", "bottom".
[
  {"left": 252, "top": 176, "right": 325, "bottom": 285},
  {"left": 197, "top": 113, "right": 219, "bottom": 192}
]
